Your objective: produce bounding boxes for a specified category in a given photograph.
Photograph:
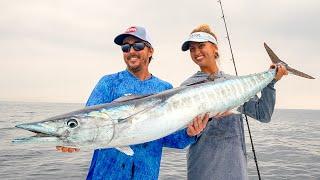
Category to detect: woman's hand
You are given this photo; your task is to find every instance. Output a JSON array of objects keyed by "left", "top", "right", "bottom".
[
  {"left": 271, "top": 64, "right": 288, "bottom": 81},
  {"left": 187, "top": 113, "right": 210, "bottom": 136}
]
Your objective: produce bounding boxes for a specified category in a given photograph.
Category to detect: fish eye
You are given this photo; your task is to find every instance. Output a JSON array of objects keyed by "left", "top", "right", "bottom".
[{"left": 66, "top": 118, "right": 78, "bottom": 128}]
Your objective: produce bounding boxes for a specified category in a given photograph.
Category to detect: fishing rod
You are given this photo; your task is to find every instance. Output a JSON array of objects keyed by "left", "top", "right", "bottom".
[{"left": 217, "top": 1, "right": 262, "bottom": 179}]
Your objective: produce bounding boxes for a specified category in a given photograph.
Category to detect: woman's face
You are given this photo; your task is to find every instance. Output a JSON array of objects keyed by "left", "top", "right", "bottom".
[{"left": 189, "top": 41, "right": 218, "bottom": 68}]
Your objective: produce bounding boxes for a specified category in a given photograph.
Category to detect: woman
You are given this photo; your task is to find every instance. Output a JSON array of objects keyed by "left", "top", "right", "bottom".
[{"left": 181, "top": 24, "right": 288, "bottom": 180}]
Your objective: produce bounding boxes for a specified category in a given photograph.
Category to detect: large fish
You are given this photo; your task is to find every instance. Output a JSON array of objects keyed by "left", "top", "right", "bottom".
[{"left": 13, "top": 43, "right": 314, "bottom": 155}]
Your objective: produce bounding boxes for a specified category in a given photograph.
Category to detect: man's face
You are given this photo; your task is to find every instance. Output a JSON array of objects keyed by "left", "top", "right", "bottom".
[
  {"left": 122, "top": 36, "right": 153, "bottom": 73},
  {"left": 189, "top": 41, "right": 218, "bottom": 68}
]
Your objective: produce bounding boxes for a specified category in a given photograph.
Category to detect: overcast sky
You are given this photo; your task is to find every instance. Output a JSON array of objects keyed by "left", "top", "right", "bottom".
[{"left": 0, "top": 0, "right": 319, "bottom": 109}]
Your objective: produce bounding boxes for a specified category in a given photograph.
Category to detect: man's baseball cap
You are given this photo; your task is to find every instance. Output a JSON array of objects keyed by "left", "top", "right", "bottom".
[
  {"left": 181, "top": 32, "right": 218, "bottom": 51},
  {"left": 114, "top": 26, "right": 153, "bottom": 47}
]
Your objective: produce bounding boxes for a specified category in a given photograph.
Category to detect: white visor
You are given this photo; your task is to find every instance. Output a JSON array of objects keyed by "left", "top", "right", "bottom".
[{"left": 181, "top": 32, "right": 218, "bottom": 51}]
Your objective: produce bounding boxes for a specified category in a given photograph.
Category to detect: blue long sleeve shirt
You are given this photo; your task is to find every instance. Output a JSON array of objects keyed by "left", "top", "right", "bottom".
[{"left": 86, "top": 70, "right": 195, "bottom": 180}]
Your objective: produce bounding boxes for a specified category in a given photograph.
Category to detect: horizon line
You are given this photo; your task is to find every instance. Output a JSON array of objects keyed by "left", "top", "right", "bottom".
[{"left": 1, "top": 100, "right": 319, "bottom": 111}]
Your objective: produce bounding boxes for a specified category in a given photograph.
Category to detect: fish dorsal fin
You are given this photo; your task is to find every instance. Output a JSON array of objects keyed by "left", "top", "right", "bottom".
[
  {"left": 103, "top": 94, "right": 162, "bottom": 123},
  {"left": 185, "top": 74, "right": 219, "bottom": 86},
  {"left": 185, "top": 80, "right": 208, "bottom": 86},
  {"left": 208, "top": 73, "right": 219, "bottom": 81},
  {"left": 112, "top": 94, "right": 152, "bottom": 102}
]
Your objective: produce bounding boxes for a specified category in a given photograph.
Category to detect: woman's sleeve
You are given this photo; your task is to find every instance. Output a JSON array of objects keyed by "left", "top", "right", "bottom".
[{"left": 240, "top": 80, "right": 277, "bottom": 123}]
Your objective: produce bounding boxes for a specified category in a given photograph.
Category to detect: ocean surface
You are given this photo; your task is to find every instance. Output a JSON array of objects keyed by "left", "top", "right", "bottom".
[{"left": 0, "top": 101, "right": 319, "bottom": 180}]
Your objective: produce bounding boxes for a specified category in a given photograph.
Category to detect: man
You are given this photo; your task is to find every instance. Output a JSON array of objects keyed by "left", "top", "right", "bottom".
[{"left": 57, "top": 26, "right": 209, "bottom": 180}]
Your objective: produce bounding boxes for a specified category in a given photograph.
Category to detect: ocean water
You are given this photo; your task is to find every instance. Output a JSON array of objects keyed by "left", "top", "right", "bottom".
[{"left": 0, "top": 101, "right": 319, "bottom": 180}]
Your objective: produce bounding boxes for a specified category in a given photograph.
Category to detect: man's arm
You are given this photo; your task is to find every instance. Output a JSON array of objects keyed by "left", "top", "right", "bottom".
[
  {"left": 162, "top": 114, "right": 209, "bottom": 149},
  {"left": 86, "top": 76, "right": 112, "bottom": 106}
]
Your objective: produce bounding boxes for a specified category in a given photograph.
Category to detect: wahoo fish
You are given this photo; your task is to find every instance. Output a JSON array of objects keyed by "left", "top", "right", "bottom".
[{"left": 13, "top": 43, "right": 314, "bottom": 155}]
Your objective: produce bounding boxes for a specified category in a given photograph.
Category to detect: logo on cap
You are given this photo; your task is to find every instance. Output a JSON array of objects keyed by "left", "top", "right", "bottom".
[
  {"left": 125, "top": 27, "right": 137, "bottom": 33},
  {"left": 190, "top": 33, "right": 201, "bottom": 38}
]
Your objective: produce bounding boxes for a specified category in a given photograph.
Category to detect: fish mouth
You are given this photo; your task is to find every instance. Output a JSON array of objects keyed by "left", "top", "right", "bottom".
[
  {"left": 12, "top": 135, "right": 60, "bottom": 144},
  {"left": 13, "top": 123, "right": 61, "bottom": 143},
  {"left": 29, "top": 131, "right": 58, "bottom": 138},
  {"left": 15, "top": 123, "right": 60, "bottom": 136}
]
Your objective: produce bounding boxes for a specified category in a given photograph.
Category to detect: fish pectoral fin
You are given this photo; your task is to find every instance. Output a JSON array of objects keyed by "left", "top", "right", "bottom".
[{"left": 115, "top": 146, "right": 134, "bottom": 156}]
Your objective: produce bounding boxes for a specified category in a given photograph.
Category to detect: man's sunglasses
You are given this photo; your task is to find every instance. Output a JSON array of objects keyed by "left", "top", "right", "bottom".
[{"left": 121, "top": 42, "right": 146, "bottom": 53}]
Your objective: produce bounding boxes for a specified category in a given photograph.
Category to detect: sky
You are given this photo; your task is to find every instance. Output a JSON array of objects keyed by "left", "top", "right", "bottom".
[{"left": 0, "top": 0, "right": 319, "bottom": 109}]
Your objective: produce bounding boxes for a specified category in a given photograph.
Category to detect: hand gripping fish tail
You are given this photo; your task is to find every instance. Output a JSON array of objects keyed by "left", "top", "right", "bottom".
[{"left": 264, "top": 42, "right": 315, "bottom": 79}]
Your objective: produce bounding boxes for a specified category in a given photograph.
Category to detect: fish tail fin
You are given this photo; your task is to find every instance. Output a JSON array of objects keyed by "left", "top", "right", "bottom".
[{"left": 264, "top": 42, "right": 315, "bottom": 79}]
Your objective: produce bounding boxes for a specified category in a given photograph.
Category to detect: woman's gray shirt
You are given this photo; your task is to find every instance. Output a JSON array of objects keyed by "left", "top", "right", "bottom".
[{"left": 182, "top": 71, "right": 276, "bottom": 180}]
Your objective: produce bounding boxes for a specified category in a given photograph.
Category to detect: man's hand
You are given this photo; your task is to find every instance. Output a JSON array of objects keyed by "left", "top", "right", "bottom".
[
  {"left": 187, "top": 113, "right": 210, "bottom": 136},
  {"left": 56, "top": 146, "right": 80, "bottom": 153},
  {"left": 271, "top": 64, "right": 288, "bottom": 81}
]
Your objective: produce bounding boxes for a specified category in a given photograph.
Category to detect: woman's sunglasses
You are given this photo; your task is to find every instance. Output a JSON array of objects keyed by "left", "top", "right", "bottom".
[{"left": 121, "top": 42, "right": 146, "bottom": 53}]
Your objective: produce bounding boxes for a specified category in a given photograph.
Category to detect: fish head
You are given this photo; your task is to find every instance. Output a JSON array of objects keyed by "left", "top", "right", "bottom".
[{"left": 13, "top": 111, "right": 115, "bottom": 148}]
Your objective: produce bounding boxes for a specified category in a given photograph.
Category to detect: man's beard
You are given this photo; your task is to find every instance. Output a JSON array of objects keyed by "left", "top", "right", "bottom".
[
  {"left": 126, "top": 55, "right": 147, "bottom": 73},
  {"left": 128, "top": 65, "right": 142, "bottom": 73}
]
